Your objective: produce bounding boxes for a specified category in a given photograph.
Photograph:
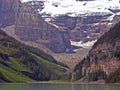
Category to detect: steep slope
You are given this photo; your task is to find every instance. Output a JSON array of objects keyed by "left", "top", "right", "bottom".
[
  {"left": 0, "top": 0, "right": 71, "bottom": 53},
  {"left": 74, "top": 22, "right": 120, "bottom": 83},
  {"left": 22, "top": 0, "right": 120, "bottom": 44},
  {"left": 0, "top": 29, "right": 67, "bottom": 82},
  {"left": 1, "top": 0, "right": 120, "bottom": 69}
]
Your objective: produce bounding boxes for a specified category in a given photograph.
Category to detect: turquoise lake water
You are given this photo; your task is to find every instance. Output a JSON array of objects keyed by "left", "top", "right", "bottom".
[{"left": 0, "top": 83, "right": 120, "bottom": 90}]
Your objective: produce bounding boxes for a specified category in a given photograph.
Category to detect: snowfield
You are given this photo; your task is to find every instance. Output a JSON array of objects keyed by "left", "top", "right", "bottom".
[
  {"left": 70, "top": 39, "right": 97, "bottom": 48},
  {"left": 21, "top": 0, "right": 120, "bottom": 17}
]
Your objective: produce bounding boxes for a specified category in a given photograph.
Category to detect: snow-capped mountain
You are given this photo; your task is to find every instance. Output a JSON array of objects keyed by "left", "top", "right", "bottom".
[
  {"left": 21, "top": 0, "right": 120, "bottom": 17},
  {"left": 20, "top": 0, "right": 120, "bottom": 50}
]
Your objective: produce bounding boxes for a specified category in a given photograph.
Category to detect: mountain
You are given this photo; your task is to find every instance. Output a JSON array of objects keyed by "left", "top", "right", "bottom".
[
  {"left": 0, "top": 0, "right": 71, "bottom": 53},
  {"left": 0, "top": 0, "right": 120, "bottom": 83},
  {"left": 21, "top": 0, "right": 120, "bottom": 49},
  {"left": 74, "top": 22, "right": 120, "bottom": 83},
  {"left": 0, "top": 29, "right": 69, "bottom": 83},
  {"left": 1, "top": 0, "right": 120, "bottom": 69},
  {"left": 22, "top": 0, "right": 120, "bottom": 17}
]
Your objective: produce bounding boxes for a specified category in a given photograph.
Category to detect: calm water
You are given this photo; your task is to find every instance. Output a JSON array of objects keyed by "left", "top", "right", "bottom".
[{"left": 0, "top": 83, "right": 120, "bottom": 90}]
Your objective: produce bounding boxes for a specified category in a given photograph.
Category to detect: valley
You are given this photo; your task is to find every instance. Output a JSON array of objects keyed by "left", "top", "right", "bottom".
[{"left": 0, "top": 0, "right": 120, "bottom": 83}]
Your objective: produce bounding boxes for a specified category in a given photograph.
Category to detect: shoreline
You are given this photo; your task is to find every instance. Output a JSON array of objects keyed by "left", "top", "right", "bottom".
[
  {"left": 0, "top": 80, "right": 120, "bottom": 85},
  {"left": 0, "top": 82, "right": 120, "bottom": 85}
]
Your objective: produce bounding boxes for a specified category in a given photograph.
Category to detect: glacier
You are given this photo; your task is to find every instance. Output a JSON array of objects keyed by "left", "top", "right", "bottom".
[
  {"left": 70, "top": 39, "right": 97, "bottom": 48},
  {"left": 21, "top": 0, "right": 120, "bottom": 17}
]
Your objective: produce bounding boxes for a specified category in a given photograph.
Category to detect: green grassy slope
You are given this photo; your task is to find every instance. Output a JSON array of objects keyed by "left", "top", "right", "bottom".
[{"left": 0, "top": 30, "right": 67, "bottom": 82}]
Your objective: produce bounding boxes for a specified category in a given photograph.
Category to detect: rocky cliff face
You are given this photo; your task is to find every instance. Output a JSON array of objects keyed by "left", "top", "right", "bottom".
[
  {"left": 23, "top": 0, "right": 120, "bottom": 43},
  {"left": 1, "top": 0, "right": 120, "bottom": 69},
  {"left": 0, "top": 0, "right": 19, "bottom": 26},
  {"left": 0, "top": 0, "right": 71, "bottom": 53},
  {"left": 74, "top": 22, "right": 120, "bottom": 81},
  {"left": 53, "top": 15, "right": 114, "bottom": 42}
]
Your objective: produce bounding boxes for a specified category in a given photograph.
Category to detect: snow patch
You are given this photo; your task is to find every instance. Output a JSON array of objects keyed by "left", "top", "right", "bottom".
[
  {"left": 107, "top": 14, "right": 116, "bottom": 21},
  {"left": 70, "top": 39, "right": 97, "bottom": 48},
  {"left": 21, "top": 0, "right": 47, "bottom": 2},
  {"left": 86, "top": 36, "right": 90, "bottom": 39},
  {"left": 44, "top": 18, "right": 52, "bottom": 21},
  {"left": 46, "top": 22, "right": 59, "bottom": 28}
]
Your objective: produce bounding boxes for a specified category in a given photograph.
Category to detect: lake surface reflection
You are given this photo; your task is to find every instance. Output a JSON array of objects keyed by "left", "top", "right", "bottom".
[{"left": 0, "top": 83, "right": 120, "bottom": 90}]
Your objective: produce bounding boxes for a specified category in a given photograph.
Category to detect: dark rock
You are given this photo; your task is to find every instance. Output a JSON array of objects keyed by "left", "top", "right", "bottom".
[{"left": 0, "top": 53, "right": 9, "bottom": 61}]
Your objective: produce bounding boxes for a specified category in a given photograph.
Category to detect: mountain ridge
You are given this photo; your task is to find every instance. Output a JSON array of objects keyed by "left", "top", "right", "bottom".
[
  {"left": 74, "top": 21, "right": 120, "bottom": 83},
  {"left": 0, "top": 29, "right": 69, "bottom": 82},
  {"left": 0, "top": 0, "right": 72, "bottom": 53},
  {"left": 21, "top": 0, "right": 120, "bottom": 17},
  {"left": 1, "top": 0, "right": 120, "bottom": 69}
]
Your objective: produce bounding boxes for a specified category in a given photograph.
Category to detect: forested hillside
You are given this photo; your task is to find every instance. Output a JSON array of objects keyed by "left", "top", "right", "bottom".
[
  {"left": 0, "top": 30, "right": 68, "bottom": 82},
  {"left": 74, "top": 22, "right": 120, "bottom": 83}
]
